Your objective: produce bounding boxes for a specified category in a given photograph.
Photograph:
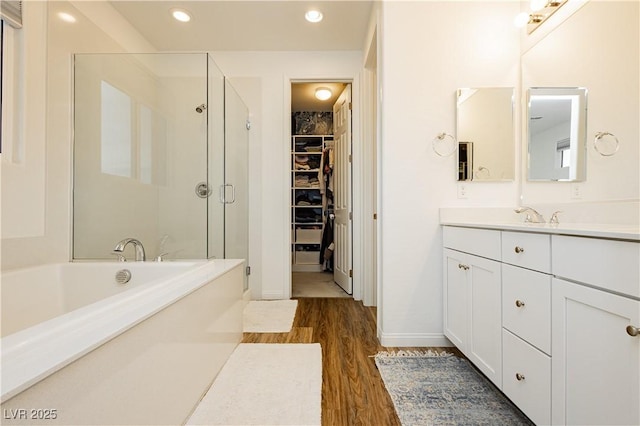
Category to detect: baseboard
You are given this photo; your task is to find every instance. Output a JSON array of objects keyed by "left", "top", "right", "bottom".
[
  {"left": 379, "top": 332, "right": 454, "bottom": 348},
  {"left": 261, "top": 291, "right": 286, "bottom": 300},
  {"left": 242, "top": 289, "right": 252, "bottom": 301}
]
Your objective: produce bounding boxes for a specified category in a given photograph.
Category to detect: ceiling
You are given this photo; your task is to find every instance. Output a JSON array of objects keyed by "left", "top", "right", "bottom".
[
  {"left": 291, "top": 82, "right": 346, "bottom": 112},
  {"left": 109, "top": 1, "right": 370, "bottom": 111},
  {"left": 109, "top": 1, "right": 374, "bottom": 52}
]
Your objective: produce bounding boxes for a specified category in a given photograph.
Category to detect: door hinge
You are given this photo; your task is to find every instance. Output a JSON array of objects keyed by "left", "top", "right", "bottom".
[
  {"left": 349, "top": 269, "right": 353, "bottom": 278},
  {"left": 348, "top": 154, "right": 352, "bottom": 163},
  {"left": 348, "top": 102, "right": 352, "bottom": 110},
  {"left": 349, "top": 212, "right": 353, "bottom": 220},
  {"left": 246, "top": 266, "right": 251, "bottom": 276},
  {"left": 373, "top": 213, "right": 377, "bottom": 220}
]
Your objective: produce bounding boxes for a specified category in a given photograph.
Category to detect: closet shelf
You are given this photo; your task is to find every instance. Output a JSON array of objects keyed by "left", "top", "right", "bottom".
[{"left": 291, "top": 134, "right": 333, "bottom": 272}]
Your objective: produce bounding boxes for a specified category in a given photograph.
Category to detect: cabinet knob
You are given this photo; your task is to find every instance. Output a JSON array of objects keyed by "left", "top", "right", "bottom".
[
  {"left": 515, "top": 299, "right": 525, "bottom": 308},
  {"left": 514, "top": 246, "right": 525, "bottom": 254},
  {"left": 516, "top": 373, "right": 526, "bottom": 381},
  {"left": 458, "top": 264, "right": 469, "bottom": 271},
  {"left": 627, "top": 325, "right": 640, "bottom": 337}
]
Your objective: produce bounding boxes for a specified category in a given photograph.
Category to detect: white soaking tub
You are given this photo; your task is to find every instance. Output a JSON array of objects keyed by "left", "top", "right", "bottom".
[{"left": 0, "top": 259, "right": 245, "bottom": 425}]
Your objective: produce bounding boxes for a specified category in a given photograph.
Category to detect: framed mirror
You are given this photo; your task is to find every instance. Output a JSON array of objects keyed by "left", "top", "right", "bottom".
[
  {"left": 527, "top": 87, "right": 587, "bottom": 181},
  {"left": 456, "top": 87, "right": 515, "bottom": 181}
]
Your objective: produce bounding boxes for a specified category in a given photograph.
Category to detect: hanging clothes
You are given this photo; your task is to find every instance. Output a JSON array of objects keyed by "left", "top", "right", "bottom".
[
  {"left": 320, "top": 212, "right": 334, "bottom": 271},
  {"left": 319, "top": 146, "right": 334, "bottom": 204}
]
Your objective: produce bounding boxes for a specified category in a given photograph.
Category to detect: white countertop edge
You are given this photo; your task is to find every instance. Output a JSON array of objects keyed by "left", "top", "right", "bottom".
[
  {"left": 0, "top": 258, "right": 244, "bottom": 402},
  {"left": 440, "top": 221, "right": 640, "bottom": 241}
]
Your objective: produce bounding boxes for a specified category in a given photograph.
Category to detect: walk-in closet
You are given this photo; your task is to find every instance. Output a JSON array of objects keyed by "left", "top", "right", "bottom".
[{"left": 290, "top": 82, "right": 351, "bottom": 298}]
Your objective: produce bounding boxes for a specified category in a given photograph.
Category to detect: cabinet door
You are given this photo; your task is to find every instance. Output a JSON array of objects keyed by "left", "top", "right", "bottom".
[
  {"left": 443, "top": 249, "right": 467, "bottom": 349},
  {"left": 467, "top": 255, "right": 502, "bottom": 387},
  {"left": 552, "top": 278, "right": 640, "bottom": 425}
]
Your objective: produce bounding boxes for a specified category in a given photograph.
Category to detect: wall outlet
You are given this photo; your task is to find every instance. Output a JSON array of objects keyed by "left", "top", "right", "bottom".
[
  {"left": 457, "top": 183, "right": 468, "bottom": 199},
  {"left": 571, "top": 184, "right": 582, "bottom": 199}
]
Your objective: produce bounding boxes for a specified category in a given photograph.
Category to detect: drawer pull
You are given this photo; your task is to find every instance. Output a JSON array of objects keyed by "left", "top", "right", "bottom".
[
  {"left": 515, "top": 299, "right": 525, "bottom": 308},
  {"left": 516, "top": 373, "right": 526, "bottom": 381},
  {"left": 627, "top": 325, "right": 640, "bottom": 337},
  {"left": 514, "top": 246, "right": 525, "bottom": 254},
  {"left": 458, "top": 264, "right": 469, "bottom": 271}
]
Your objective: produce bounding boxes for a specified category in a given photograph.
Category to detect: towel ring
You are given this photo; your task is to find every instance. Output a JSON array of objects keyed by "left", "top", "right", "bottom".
[
  {"left": 594, "top": 132, "right": 619, "bottom": 157},
  {"left": 432, "top": 132, "right": 456, "bottom": 157}
]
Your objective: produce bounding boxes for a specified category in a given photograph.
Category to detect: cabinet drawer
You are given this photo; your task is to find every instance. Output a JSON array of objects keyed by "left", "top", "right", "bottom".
[
  {"left": 501, "top": 231, "right": 550, "bottom": 273},
  {"left": 443, "top": 226, "right": 500, "bottom": 260},
  {"left": 503, "top": 329, "right": 551, "bottom": 426},
  {"left": 502, "top": 264, "right": 551, "bottom": 354},
  {"left": 552, "top": 235, "right": 640, "bottom": 298}
]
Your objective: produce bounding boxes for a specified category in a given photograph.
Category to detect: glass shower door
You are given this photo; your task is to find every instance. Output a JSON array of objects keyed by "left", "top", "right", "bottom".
[
  {"left": 223, "top": 79, "right": 250, "bottom": 290},
  {"left": 73, "top": 53, "right": 210, "bottom": 260}
]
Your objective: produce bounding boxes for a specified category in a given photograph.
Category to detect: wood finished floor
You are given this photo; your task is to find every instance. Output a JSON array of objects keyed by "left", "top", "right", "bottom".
[{"left": 242, "top": 298, "right": 461, "bottom": 426}]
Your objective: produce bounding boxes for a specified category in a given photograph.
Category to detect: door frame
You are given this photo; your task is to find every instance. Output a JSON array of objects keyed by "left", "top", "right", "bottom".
[{"left": 284, "top": 75, "right": 365, "bottom": 301}]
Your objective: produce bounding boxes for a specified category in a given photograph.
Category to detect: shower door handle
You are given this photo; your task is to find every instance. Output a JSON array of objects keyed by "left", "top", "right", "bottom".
[
  {"left": 195, "top": 182, "right": 212, "bottom": 198},
  {"left": 219, "top": 184, "right": 236, "bottom": 204}
]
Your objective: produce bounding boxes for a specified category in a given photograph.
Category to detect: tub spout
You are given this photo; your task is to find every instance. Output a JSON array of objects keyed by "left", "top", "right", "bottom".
[{"left": 113, "top": 238, "right": 146, "bottom": 262}]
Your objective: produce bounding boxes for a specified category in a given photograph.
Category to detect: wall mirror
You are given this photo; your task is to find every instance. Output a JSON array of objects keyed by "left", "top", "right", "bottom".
[
  {"left": 456, "top": 87, "right": 515, "bottom": 181},
  {"left": 527, "top": 87, "right": 587, "bottom": 181}
]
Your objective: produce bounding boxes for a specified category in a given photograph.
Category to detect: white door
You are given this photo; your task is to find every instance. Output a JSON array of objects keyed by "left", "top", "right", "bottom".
[{"left": 333, "top": 85, "right": 352, "bottom": 294}]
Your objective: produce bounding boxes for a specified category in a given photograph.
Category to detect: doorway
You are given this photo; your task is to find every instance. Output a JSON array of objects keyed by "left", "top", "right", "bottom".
[{"left": 290, "top": 81, "right": 352, "bottom": 298}]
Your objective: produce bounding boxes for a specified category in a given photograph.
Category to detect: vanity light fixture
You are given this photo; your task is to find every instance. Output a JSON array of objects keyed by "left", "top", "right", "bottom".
[
  {"left": 305, "top": 10, "right": 323, "bottom": 23},
  {"left": 514, "top": 12, "right": 531, "bottom": 28},
  {"left": 171, "top": 8, "right": 192, "bottom": 23},
  {"left": 515, "top": 0, "right": 567, "bottom": 33},
  {"left": 315, "top": 87, "right": 332, "bottom": 101},
  {"left": 530, "top": 0, "right": 547, "bottom": 12}
]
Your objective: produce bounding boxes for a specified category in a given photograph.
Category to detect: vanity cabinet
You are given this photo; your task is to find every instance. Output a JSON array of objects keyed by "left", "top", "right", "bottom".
[
  {"left": 500, "top": 232, "right": 552, "bottom": 425},
  {"left": 443, "top": 227, "right": 502, "bottom": 387},
  {"left": 551, "top": 235, "right": 640, "bottom": 426},
  {"left": 442, "top": 225, "right": 640, "bottom": 426}
]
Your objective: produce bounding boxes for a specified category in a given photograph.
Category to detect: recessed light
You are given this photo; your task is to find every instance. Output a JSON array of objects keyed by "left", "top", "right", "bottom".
[
  {"left": 171, "top": 8, "right": 192, "bottom": 23},
  {"left": 58, "top": 12, "right": 77, "bottom": 23},
  {"left": 305, "top": 10, "right": 323, "bottom": 23},
  {"left": 315, "top": 87, "right": 332, "bottom": 101}
]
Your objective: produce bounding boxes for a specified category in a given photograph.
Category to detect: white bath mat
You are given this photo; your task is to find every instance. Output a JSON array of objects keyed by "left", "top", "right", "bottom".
[
  {"left": 186, "top": 343, "right": 322, "bottom": 425},
  {"left": 243, "top": 300, "right": 298, "bottom": 333}
]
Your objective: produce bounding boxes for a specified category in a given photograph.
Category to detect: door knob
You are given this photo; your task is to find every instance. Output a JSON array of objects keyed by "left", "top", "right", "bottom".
[
  {"left": 515, "top": 300, "right": 525, "bottom": 308},
  {"left": 514, "top": 246, "right": 525, "bottom": 254},
  {"left": 627, "top": 325, "right": 640, "bottom": 337},
  {"left": 516, "top": 373, "right": 526, "bottom": 381}
]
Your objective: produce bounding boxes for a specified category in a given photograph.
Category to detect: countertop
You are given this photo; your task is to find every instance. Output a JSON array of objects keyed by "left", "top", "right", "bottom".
[{"left": 440, "top": 220, "right": 640, "bottom": 241}]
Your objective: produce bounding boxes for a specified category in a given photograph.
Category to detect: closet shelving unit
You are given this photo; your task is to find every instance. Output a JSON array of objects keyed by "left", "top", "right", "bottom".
[{"left": 291, "top": 135, "right": 332, "bottom": 272}]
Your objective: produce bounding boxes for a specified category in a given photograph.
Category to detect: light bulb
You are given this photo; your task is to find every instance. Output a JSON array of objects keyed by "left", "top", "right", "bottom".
[
  {"left": 530, "top": 0, "right": 547, "bottom": 12},
  {"left": 315, "top": 88, "right": 332, "bottom": 101},
  {"left": 171, "top": 8, "right": 192, "bottom": 22},
  {"left": 514, "top": 12, "right": 530, "bottom": 28},
  {"left": 305, "top": 10, "right": 323, "bottom": 23}
]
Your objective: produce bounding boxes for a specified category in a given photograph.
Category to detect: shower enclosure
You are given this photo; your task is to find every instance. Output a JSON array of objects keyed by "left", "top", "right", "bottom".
[{"left": 73, "top": 53, "right": 248, "bottom": 286}]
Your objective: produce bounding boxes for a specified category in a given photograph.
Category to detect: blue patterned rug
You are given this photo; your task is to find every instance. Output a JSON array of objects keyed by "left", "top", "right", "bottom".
[{"left": 375, "top": 351, "right": 533, "bottom": 425}]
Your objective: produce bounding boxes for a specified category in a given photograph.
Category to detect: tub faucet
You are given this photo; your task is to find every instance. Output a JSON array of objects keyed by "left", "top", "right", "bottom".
[
  {"left": 113, "top": 238, "right": 146, "bottom": 262},
  {"left": 514, "top": 206, "right": 545, "bottom": 223}
]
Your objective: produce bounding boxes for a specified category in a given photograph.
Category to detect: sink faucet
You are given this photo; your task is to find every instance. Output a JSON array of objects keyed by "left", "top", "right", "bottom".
[
  {"left": 113, "top": 238, "right": 146, "bottom": 261},
  {"left": 514, "top": 207, "right": 545, "bottom": 224}
]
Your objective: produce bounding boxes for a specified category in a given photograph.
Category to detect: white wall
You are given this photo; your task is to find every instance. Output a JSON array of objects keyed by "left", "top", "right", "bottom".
[
  {"left": 209, "top": 51, "right": 363, "bottom": 299},
  {"left": 377, "top": 1, "right": 521, "bottom": 346}
]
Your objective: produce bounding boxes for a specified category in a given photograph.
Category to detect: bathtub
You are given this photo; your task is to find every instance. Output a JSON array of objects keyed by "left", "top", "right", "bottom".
[{"left": 1, "top": 259, "right": 245, "bottom": 425}]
